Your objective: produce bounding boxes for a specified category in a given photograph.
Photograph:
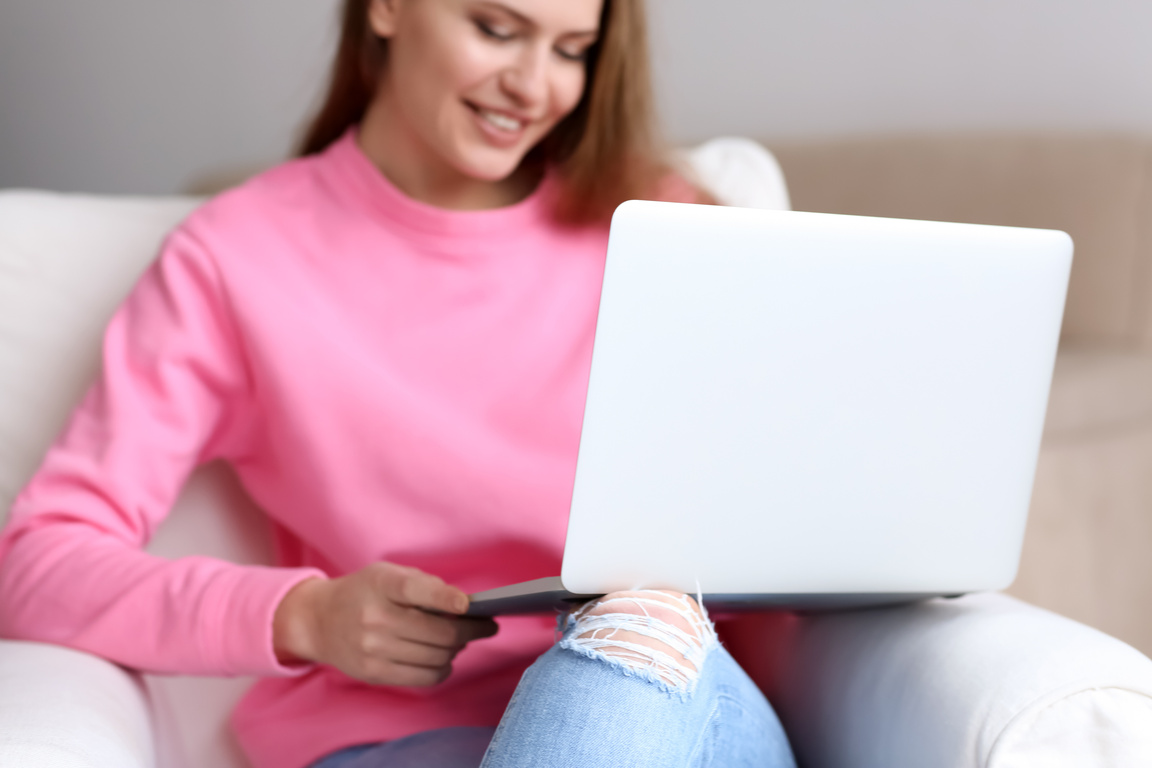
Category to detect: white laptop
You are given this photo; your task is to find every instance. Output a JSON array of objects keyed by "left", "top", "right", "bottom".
[{"left": 467, "top": 201, "right": 1073, "bottom": 616}]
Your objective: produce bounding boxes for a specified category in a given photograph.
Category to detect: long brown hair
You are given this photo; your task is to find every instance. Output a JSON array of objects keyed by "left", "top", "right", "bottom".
[{"left": 298, "top": 0, "right": 679, "bottom": 223}]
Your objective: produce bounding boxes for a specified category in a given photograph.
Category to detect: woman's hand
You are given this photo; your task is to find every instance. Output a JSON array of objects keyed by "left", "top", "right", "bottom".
[{"left": 272, "top": 562, "right": 499, "bottom": 687}]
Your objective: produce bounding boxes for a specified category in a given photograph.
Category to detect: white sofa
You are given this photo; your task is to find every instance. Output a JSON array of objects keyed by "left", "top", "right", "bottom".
[{"left": 2, "top": 142, "right": 1152, "bottom": 767}]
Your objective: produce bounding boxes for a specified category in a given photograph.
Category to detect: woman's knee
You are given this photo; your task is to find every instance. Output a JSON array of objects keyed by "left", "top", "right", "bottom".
[{"left": 562, "top": 590, "right": 718, "bottom": 691}]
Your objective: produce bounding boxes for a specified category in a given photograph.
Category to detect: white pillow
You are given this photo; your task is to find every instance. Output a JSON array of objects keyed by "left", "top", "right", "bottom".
[{"left": 678, "top": 137, "right": 791, "bottom": 211}]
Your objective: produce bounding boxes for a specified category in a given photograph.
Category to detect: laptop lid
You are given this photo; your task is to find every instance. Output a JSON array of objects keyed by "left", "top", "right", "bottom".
[{"left": 559, "top": 201, "right": 1072, "bottom": 599}]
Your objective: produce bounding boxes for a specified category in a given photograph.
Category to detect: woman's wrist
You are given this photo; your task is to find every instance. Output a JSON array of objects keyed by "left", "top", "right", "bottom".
[{"left": 273, "top": 577, "right": 326, "bottom": 665}]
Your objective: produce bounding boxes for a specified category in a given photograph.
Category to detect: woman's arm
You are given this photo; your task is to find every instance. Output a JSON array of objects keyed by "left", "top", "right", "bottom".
[{"left": 0, "top": 228, "right": 324, "bottom": 677}]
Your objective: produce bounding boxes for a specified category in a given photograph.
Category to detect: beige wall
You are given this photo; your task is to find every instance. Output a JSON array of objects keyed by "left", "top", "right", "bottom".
[{"left": 3, "top": 0, "right": 1152, "bottom": 193}]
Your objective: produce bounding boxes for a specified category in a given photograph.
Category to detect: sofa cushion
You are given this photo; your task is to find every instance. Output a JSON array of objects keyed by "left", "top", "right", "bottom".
[
  {"left": 992, "top": 687, "right": 1152, "bottom": 766},
  {"left": 0, "top": 640, "right": 154, "bottom": 768}
]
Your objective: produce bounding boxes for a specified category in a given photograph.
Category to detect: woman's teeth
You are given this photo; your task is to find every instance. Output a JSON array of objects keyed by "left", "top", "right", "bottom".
[{"left": 480, "top": 109, "right": 523, "bottom": 132}]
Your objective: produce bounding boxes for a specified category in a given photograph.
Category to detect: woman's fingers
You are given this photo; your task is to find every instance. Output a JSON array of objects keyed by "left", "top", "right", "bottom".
[
  {"left": 358, "top": 612, "right": 495, "bottom": 688},
  {"left": 392, "top": 606, "right": 499, "bottom": 649},
  {"left": 272, "top": 562, "right": 499, "bottom": 687},
  {"left": 383, "top": 636, "right": 458, "bottom": 669},
  {"left": 380, "top": 564, "right": 469, "bottom": 615},
  {"left": 367, "top": 659, "right": 453, "bottom": 688}
]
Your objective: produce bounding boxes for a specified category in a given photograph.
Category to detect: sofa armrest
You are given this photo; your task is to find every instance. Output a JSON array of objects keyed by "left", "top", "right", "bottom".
[
  {"left": 748, "top": 593, "right": 1152, "bottom": 768},
  {"left": 0, "top": 640, "right": 154, "bottom": 767}
]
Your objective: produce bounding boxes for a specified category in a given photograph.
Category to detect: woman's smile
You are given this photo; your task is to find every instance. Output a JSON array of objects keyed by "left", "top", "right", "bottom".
[{"left": 466, "top": 100, "right": 532, "bottom": 146}]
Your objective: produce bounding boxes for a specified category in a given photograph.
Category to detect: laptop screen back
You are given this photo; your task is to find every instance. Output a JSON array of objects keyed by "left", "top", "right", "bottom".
[{"left": 561, "top": 202, "right": 1072, "bottom": 597}]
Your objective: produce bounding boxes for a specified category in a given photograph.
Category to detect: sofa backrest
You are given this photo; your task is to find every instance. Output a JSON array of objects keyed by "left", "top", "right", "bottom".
[
  {"left": 0, "top": 192, "right": 198, "bottom": 518},
  {"left": 771, "top": 134, "right": 1152, "bottom": 349}
]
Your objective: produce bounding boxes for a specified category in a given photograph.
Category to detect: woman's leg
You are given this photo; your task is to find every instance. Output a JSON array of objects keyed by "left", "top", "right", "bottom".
[{"left": 480, "top": 590, "right": 796, "bottom": 768}]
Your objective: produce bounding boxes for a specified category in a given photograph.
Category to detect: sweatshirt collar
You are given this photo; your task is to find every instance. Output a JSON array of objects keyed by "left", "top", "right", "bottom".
[{"left": 323, "top": 127, "right": 559, "bottom": 238}]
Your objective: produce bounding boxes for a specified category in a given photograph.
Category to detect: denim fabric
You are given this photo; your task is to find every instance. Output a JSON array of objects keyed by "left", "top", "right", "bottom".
[
  {"left": 311, "top": 601, "right": 795, "bottom": 768},
  {"left": 481, "top": 642, "right": 795, "bottom": 767}
]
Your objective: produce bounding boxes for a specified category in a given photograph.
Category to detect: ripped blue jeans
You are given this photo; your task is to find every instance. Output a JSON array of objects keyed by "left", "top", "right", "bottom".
[{"left": 311, "top": 591, "right": 796, "bottom": 768}]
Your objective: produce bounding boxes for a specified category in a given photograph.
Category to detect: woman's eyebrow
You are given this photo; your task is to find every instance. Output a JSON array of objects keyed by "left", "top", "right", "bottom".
[{"left": 471, "top": 2, "right": 599, "bottom": 38}]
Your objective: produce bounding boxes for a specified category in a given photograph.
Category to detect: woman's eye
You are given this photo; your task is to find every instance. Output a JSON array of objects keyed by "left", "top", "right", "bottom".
[
  {"left": 475, "top": 19, "right": 514, "bottom": 41},
  {"left": 555, "top": 46, "right": 590, "bottom": 63}
]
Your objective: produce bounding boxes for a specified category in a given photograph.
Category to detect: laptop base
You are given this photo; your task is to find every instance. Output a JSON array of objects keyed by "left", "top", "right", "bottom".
[{"left": 466, "top": 577, "right": 960, "bottom": 616}]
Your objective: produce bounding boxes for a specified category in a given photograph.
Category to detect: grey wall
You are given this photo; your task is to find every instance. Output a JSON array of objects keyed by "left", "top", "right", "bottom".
[
  {"left": 650, "top": 0, "right": 1152, "bottom": 142},
  {"left": 0, "top": 0, "right": 339, "bottom": 194},
  {"left": 2, "top": 0, "right": 1151, "bottom": 194}
]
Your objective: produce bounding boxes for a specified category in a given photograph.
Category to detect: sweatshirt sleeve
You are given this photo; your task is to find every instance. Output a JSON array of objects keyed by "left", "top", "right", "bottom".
[{"left": 0, "top": 226, "right": 325, "bottom": 676}]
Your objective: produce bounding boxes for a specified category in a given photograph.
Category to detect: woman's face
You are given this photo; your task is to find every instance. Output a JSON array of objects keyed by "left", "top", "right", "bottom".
[{"left": 365, "top": 0, "right": 603, "bottom": 201}]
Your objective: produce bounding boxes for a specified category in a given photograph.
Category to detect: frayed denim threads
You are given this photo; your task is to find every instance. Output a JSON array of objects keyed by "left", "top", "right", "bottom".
[{"left": 560, "top": 591, "right": 718, "bottom": 698}]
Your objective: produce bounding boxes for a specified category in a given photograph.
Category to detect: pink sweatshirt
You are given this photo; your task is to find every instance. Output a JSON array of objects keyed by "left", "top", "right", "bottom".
[{"left": 0, "top": 131, "right": 672, "bottom": 768}]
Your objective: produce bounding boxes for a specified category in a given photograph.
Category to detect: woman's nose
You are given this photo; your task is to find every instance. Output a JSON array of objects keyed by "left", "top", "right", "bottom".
[{"left": 500, "top": 45, "right": 550, "bottom": 107}]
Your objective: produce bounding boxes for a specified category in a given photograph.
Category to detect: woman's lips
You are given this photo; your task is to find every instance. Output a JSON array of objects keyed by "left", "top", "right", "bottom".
[
  {"left": 478, "top": 108, "right": 523, "bottom": 132},
  {"left": 466, "top": 101, "right": 530, "bottom": 147}
]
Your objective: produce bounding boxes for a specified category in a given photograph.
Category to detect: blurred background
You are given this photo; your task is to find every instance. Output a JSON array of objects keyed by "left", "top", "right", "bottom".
[{"left": 2, "top": 0, "right": 1152, "bottom": 193}]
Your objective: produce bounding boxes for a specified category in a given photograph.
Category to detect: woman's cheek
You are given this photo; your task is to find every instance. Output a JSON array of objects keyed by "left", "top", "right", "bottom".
[
  {"left": 451, "top": 38, "right": 511, "bottom": 89},
  {"left": 554, "top": 72, "right": 587, "bottom": 120}
]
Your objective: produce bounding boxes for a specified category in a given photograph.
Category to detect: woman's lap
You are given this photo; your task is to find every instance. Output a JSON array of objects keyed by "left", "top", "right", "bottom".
[{"left": 311, "top": 593, "right": 795, "bottom": 768}]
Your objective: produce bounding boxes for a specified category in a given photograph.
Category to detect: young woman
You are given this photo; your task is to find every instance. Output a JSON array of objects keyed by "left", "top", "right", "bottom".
[{"left": 0, "top": 1, "right": 796, "bottom": 766}]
